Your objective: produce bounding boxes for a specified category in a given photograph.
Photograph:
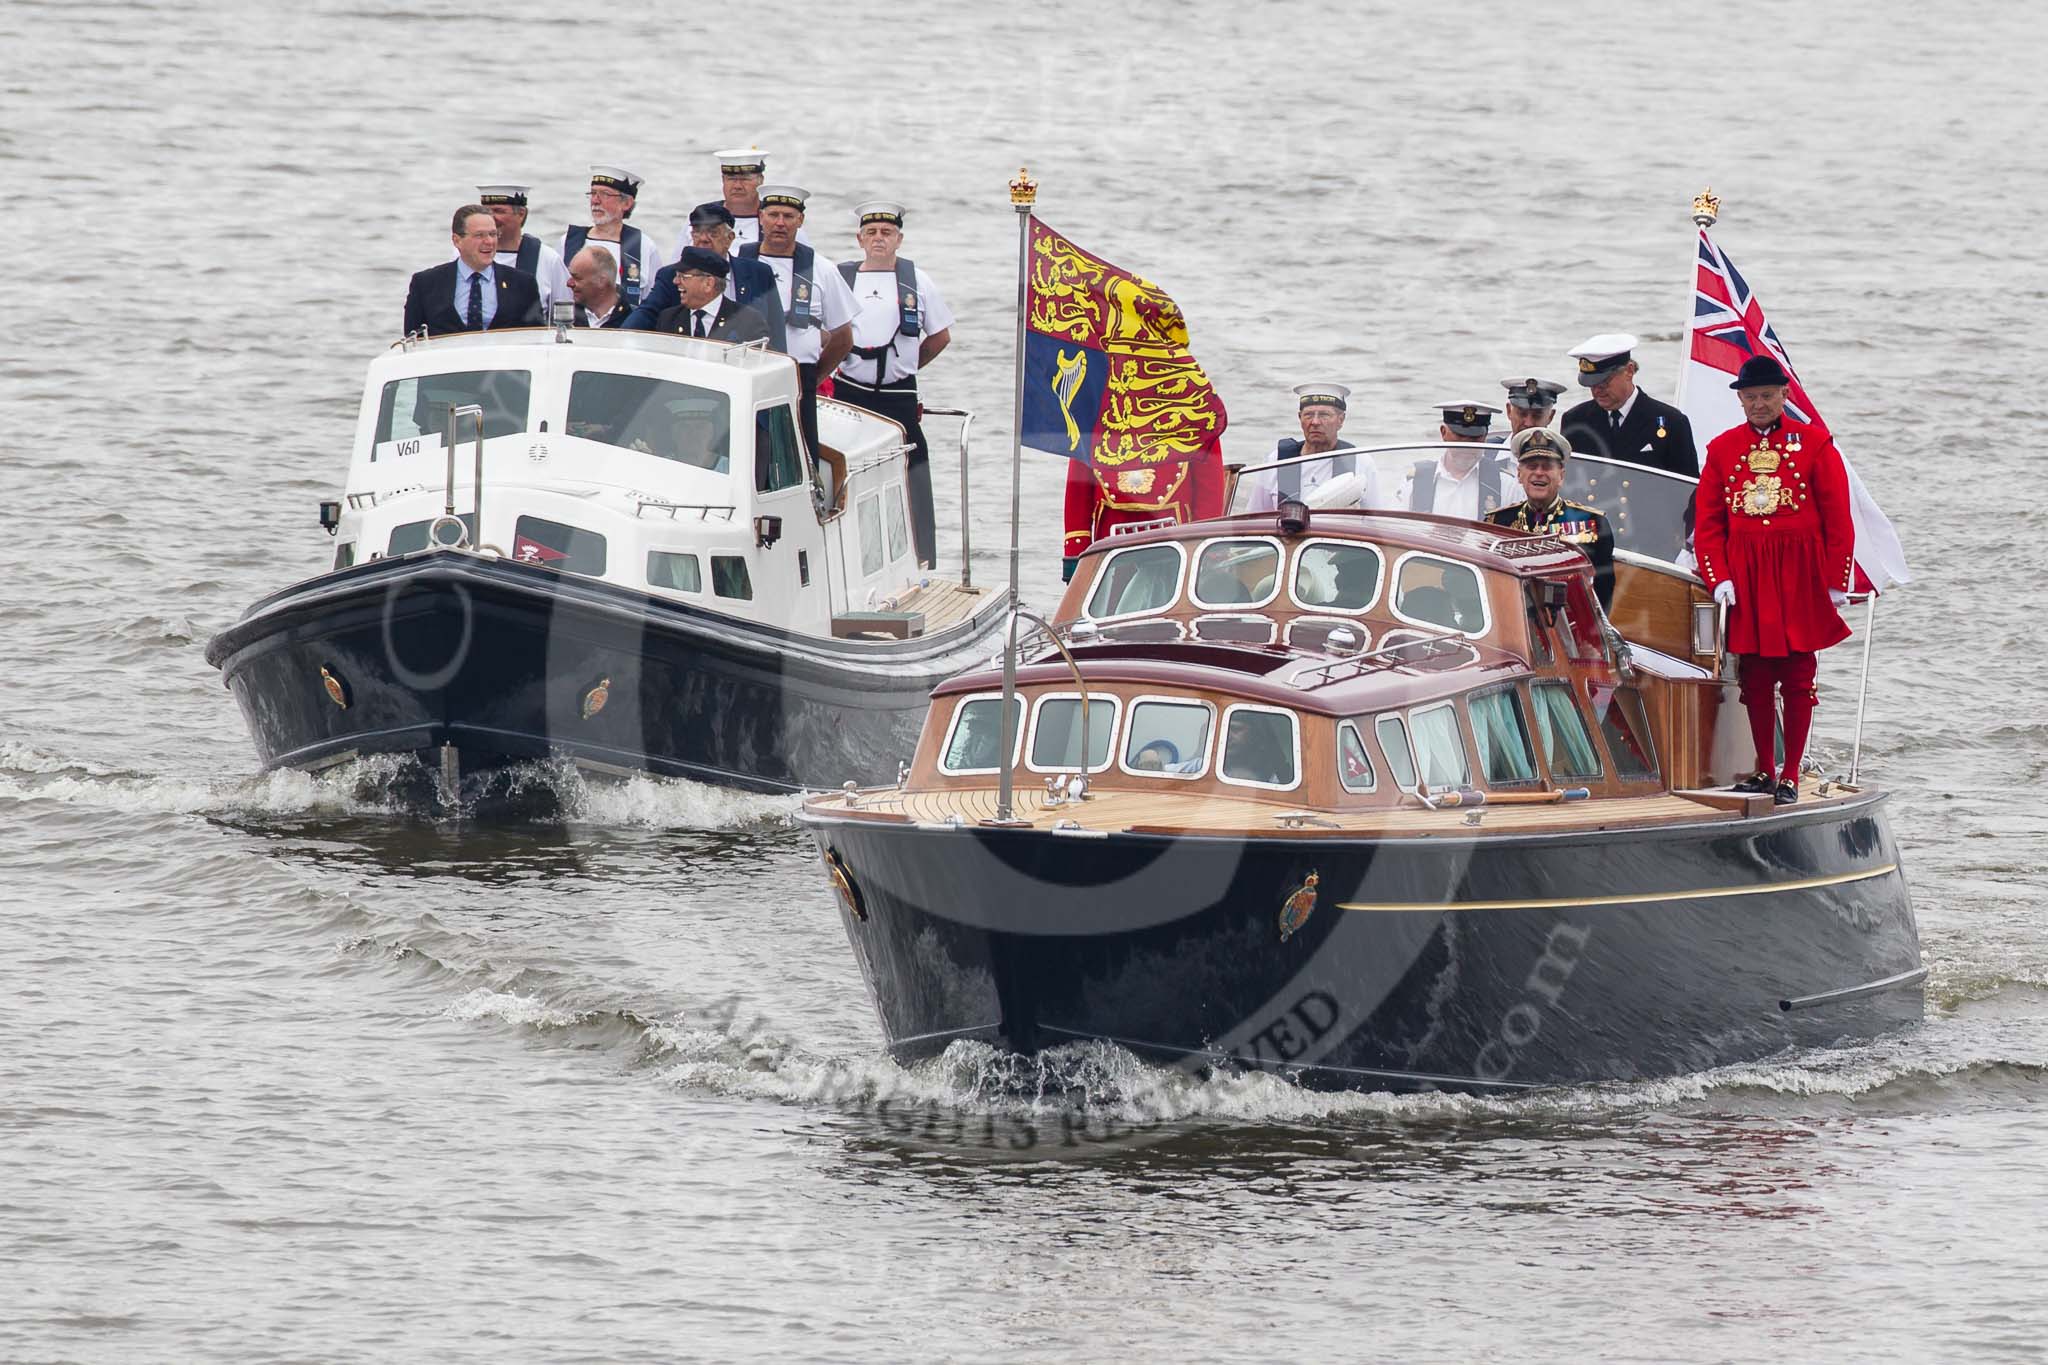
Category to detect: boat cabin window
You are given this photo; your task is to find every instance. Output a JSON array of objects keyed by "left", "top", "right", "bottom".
[
  {"left": 1219, "top": 704, "right": 1300, "bottom": 790},
  {"left": 387, "top": 513, "right": 475, "bottom": 556},
  {"left": 374, "top": 370, "right": 531, "bottom": 452},
  {"left": 1085, "top": 544, "right": 1185, "bottom": 621},
  {"left": 1026, "top": 695, "right": 1120, "bottom": 773},
  {"left": 1375, "top": 715, "right": 1418, "bottom": 788},
  {"left": 712, "top": 555, "right": 753, "bottom": 600},
  {"left": 648, "top": 550, "right": 702, "bottom": 593},
  {"left": 1408, "top": 702, "right": 1471, "bottom": 790},
  {"left": 1469, "top": 686, "right": 1539, "bottom": 787},
  {"left": 1591, "top": 683, "right": 1658, "bottom": 781},
  {"left": 886, "top": 490, "right": 911, "bottom": 563},
  {"left": 1291, "top": 541, "right": 1383, "bottom": 613},
  {"left": 939, "top": 694, "right": 1025, "bottom": 774},
  {"left": 513, "top": 516, "right": 606, "bottom": 576},
  {"left": 754, "top": 405, "right": 805, "bottom": 492},
  {"left": 1337, "top": 721, "right": 1376, "bottom": 793},
  {"left": 1191, "top": 538, "right": 1282, "bottom": 609},
  {"left": 1119, "top": 697, "right": 1213, "bottom": 779},
  {"left": 1193, "top": 615, "right": 1277, "bottom": 646},
  {"left": 566, "top": 372, "right": 730, "bottom": 472},
  {"left": 1530, "top": 681, "right": 1602, "bottom": 780},
  {"left": 857, "top": 493, "right": 886, "bottom": 576},
  {"left": 1392, "top": 553, "right": 1489, "bottom": 637}
]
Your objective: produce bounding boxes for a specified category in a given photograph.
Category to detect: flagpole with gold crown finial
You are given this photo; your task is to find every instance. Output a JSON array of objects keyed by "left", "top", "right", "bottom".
[{"left": 993, "top": 167, "right": 1038, "bottom": 825}]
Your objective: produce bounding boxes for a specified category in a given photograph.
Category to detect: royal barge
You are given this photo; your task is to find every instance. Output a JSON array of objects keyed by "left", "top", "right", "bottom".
[
  {"left": 206, "top": 327, "right": 1006, "bottom": 800},
  {"left": 801, "top": 472, "right": 1921, "bottom": 1092}
]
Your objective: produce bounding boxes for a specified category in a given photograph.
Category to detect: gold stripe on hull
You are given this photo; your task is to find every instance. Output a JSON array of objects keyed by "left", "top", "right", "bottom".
[{"left": 1338, "top": 863, "right": 1900, "bottom": 914}]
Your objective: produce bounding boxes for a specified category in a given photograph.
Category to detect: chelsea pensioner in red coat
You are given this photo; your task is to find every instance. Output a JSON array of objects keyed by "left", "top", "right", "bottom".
[{"left": 1692, "top": 354, "right": 1855, "bottom": 804}]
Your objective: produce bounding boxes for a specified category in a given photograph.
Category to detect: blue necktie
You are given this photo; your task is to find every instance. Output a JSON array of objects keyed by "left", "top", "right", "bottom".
[{"left": 467, "top": 272, "right": 483, "bottom": 329}]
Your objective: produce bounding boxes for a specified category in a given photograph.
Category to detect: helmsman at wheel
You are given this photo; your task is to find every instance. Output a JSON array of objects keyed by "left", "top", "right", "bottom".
[
  {"left": 1401, "top": 402, "right": 1518, "bottom": 519},
  {"left": 832, "top": 200, "right": 954, "bottom": 569},
  {"left": 562, "top": 165, "right": 661, "bottom": 315},
  {"left": 1242, "top": 383, "right": 1383, "bottom": 511},
  {"left": 1559, "top": 333, "right": 1700, "bottom": 478},
  {"left": 1694, "top": 354, "right": 1856, "bottom": 807},
  {"left": 741, "top": 185, "right": 856, "bottom": 461},
  {"left": 1486, "top": 426, "right": 1614, "bottom": 609},
  {"left": 474, "top": 184, "right": 569, "bottom": 313}
]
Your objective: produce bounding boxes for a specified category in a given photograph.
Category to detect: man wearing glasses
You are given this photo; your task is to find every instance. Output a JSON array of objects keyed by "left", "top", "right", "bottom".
[
  {"left": 403, "top": 204, "right": 543, "bottom": 336},
  {"left": 1558, "top": 333, "right": 1700, "bottom": 479},
  {"left": 561, "top": 165, "right": 660, "bottom": 314},
  {"left": 627, "top": 202, "right": 784, "bottom": 350}
]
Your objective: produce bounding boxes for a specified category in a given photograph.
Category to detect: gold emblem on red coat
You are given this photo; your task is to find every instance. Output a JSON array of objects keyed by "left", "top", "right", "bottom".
[
  {"left": 581, "top": 677, "right": 611, "bottom": 719},
  {"left": 1116, "top": 468, "right": 1157, "bottom": 495},
  {"left": 1739, "top": 475, "right": 1786, "bottom": 516},
  {"left": 1278, "top": 871, "right": 1320, "bottom": 941},
  {"left": 319, "top": 665, "right": 349, "bottom": 710},
  {"left": 1747, "top": 441, "right": 1782, "bottom": 474}
]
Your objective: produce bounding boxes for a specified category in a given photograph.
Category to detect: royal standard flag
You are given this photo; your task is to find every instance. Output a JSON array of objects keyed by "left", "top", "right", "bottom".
[{"left": 1020, "top": 218, "right": 1227, "bottom": 468}]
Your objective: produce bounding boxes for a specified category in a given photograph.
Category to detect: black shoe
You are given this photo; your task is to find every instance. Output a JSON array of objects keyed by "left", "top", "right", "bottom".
[
  {"left": 1774, "top": 780, "right": 1799, "bottom": 806},
  {"left": 1731, "top": 771, "right": 1773, "bottom": 795}
]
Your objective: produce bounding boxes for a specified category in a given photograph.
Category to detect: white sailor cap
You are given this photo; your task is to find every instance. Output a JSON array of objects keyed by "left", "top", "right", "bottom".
[
  {"left": 476, "top": 184, "right": 530, "bottom": 207},
  {"left": 1293, "top": 383, "right": 1350, "bottom": 411},
  {"left": 856, "top": 199, "right": 906, "bottom": 227},
  {"left": 589, "top": 165, "right": 643, "bottom": 197},
  {"left": 1500, "top": 376, "right": 1567, "bottom": 409},
  {"left": 1510, "top": 426, "right": 1573, "bottom": 462},
  {"left": 715, "top": 147, "right": 768, "bottom": 174},
  {"left": 1437, "top": 400, "right": 1499, "bottom": 436},
  {"left": 1567, "top": 333, "right": 1638, "bottom": 385},
  {"left": 758, "top": 184, "right": 809, "bottom": 211}
]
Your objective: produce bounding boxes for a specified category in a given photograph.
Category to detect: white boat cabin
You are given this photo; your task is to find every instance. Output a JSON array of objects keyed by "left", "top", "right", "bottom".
[{"left": 327, "top": 329, "right": 936, "bottom": 636}]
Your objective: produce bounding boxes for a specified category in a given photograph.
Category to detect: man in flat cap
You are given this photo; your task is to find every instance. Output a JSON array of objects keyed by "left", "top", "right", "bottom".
[
  {"left": 562, "top": 165, "right": 661, "bottom": 315},
  {"left": 1243, "top": 384, "right": 1383, "bottom": 512},
  {"left": 1401, "top": 402, "right": 1518, "bottom": 520},
  {"left": 832, "top": 200, "right": 954, "bottom": 567},
  {"left": 565, "top": 246, "right": 628, "bottom": 328},
  {"left": 626, "top": 202, "right": 785, "bottom": 349},
  {"left": 653, "top": 247, "right": 770, "bottom": 344},
  {"left": 404, "top": 204, "right": 544, "bottom": 335},
  {"left": 740, "top": 185, "right": 856, "bottom": 458},
  {"left": 471, "top": 185, "right": 569, "bottom": 313},
  {"left": 1501, "top": 376, "right": 1566, "bottom": 438},
  {"left": 704, "top": 148, "right": 808, "bottom": 254},
  {"left": 1487, "top": 427, "right": 1614, "bottom": 608},
  {"left": 1695, "top": 353, "right": 1856, "bottom": 806},
  {"left": 1558, "top": 333, "right": 1700, "bottom": 480}
]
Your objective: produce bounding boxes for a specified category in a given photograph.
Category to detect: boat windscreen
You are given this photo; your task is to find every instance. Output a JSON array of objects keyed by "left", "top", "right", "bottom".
[
  {"left": 567, "top": 372, "right": 731, "bottom": 472},
  {"left": 375, "top": 369, "right": 531, "bottom": 449},
  {"left": 1562, "top": 454, "right": 1694, "bottom": 562}
]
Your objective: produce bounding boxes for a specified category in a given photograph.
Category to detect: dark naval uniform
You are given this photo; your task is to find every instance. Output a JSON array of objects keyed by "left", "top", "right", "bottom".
[
  {"left": 1559, "top": 391, "right": 1700, "bottom": 480},
  {"left": 1486, "top": 498, "right": 1615, "bottom": 608}
]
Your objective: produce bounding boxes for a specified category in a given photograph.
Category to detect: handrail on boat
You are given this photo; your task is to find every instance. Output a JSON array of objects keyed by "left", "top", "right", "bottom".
[{"left": 922, "top": 406, "right": 976, "bottom": 587}]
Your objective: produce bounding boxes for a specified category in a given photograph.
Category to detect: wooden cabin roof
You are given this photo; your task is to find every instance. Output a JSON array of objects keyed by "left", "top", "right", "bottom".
[{"left": 1081, "top": 508, "right": 1590, "bottom": 579}]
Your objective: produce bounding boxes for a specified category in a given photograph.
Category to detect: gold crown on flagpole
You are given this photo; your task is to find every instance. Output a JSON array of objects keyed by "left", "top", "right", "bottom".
[
  {"left": 1692, "top": 187, "right": 1721, "bottom": 227},
  {"left": 1009, "top": 167, "right": 1038, "bottom": 208}
]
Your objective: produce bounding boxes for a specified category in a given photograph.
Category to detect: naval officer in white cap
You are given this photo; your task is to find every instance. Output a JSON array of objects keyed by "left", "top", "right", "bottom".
[
  {"left": 472, "top": 185, "right": 569, "bottom": 312},
  {"left": 832, "top": 200, "right": 954, "bottom": 566},
  {"left": 740, "top": 185, "right": 856, "bottom": 460},
  {"left": 562, "top": 165, "right": 661, "bottom": 313},
  {"left": 1557, "top": 332, "right": 1700, "bottom": 479},
  {"left": 1242, "top": 384, "right": 1384, "bottom": 512},
  {"left": 695, "top": 147, "right": 810, "bottom": 256},
  {"left": 1401, "top": 402, "right": 1519, "bottom": 520}
]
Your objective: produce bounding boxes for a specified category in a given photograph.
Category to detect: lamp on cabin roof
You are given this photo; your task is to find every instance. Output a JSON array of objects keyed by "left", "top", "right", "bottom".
[{"left": 1276, "top": 495, "right": 1310, "bottom": 537}]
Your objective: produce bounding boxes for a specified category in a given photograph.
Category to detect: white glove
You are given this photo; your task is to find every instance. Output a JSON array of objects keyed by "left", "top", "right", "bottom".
[
  {"left": 1713, "top": 581, "right": 1736, "bottom": 608},
  {"left": 1829, "top": 589, "right": 1851, "bottom": 608}
]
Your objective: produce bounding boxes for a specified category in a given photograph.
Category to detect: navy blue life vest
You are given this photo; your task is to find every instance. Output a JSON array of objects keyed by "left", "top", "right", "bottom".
[
  {"left": 836, "top": 257, "right": 922, "bottom": 384},
  {"left": 1409, "top": 449, "right": 1512, "bottom": 517},
  {"left": 1274, "top": 438, "right": 1354, "bottom": 499},
  {"left": 740, "top": 242, "right": 821, "bottom": 330},
  {"left": 563, "top": 224, "right": 646, "bottom": 308}
]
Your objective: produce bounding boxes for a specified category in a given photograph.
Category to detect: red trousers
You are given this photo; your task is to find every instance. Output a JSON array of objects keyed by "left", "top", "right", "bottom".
[{"left": 1738, "top": 652, "right": 1818, "bottom": 781}]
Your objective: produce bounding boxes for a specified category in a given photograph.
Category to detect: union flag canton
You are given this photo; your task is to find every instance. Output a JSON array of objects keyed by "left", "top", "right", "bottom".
[
  {"left": 1676, "top": 226, "right": 1910, "bottom": 592},
  {"left": 1019, "top": 219, "right": 1227, "bottom": 469}
]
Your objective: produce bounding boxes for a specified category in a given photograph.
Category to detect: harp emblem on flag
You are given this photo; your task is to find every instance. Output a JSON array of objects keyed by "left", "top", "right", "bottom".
[{"left": 1053, "top": 347, "right": 1088, "bottom": 451}]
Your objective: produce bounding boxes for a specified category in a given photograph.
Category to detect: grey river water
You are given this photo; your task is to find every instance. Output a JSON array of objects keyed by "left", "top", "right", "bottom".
[{"left": 4, "top": 0, "right": 2047, "bottom": 1359}]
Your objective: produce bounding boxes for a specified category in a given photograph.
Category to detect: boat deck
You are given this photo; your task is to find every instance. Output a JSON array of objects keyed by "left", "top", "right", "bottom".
[
  {"left": 810, "top": 775, "right": 1859, "bottom": 839},
  {"left": 880, "top": 579, "right": 992, "bottom": 634}
]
